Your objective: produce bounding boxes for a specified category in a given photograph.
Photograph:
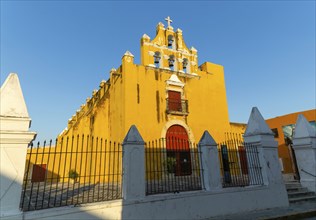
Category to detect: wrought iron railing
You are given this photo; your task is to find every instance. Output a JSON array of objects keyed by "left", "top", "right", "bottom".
[
  {"left": 166, "top": 99, "right": 188, "bottom": 115},
  {"left": 20, "top": 135, "right": 122, "bottom": 211},
  {"left": 145, "top": 138, "right": 202, "bottom": 195},
  {"left": 218, "top": 134, "right": 263, "bottom": 187}
]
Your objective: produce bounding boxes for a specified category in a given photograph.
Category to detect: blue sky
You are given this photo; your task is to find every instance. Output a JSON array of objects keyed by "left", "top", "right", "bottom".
[{"left": 1, "top": 1, "right": 315, "bottom": 141}]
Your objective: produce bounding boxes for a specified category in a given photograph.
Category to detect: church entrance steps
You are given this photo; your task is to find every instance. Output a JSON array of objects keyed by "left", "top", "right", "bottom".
[{"left": 285, "top": 181, "right": 316, "bottom": 203}]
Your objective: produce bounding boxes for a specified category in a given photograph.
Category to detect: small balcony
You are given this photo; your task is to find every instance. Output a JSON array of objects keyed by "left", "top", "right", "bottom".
[{"left": 166, "top": 99, "right": 189, "bottom": 115}]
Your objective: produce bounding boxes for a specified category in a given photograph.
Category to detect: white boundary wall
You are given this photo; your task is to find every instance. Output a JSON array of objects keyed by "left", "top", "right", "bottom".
[
  {"left": 22, "top": 107, "right": 289, "bottom": 220},
  {"left": 23, "top": 185, "right": 288, "bottom": 220}
]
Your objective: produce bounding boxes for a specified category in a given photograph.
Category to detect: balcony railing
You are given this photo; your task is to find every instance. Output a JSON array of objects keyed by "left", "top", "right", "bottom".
[{"left": 166, "top": 99, "right": 188, "bottom": 115}]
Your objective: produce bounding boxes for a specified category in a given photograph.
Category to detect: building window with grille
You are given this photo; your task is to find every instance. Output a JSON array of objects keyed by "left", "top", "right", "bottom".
[
  {"left": 168, "top": 91, "right": 181, "bottom": 111},
  {"left": 167, "top": 90, "right": 188, "bottom": 115}
]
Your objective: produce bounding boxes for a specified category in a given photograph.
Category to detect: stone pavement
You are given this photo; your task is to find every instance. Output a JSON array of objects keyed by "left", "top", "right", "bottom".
[{"left": 207, "top": 201, "right": 316, "bottom": 220}]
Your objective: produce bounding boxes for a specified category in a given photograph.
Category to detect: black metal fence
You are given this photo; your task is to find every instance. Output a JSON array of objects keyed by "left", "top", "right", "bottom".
[
  {"left": 218, "top": 134, "right": 263, "bottom": 187},
  {"left": 145, "top": 138, "right": 202, "bottom": 195},
  {"left": 20, "top": 135, "right": 122, "bottom": 211}
]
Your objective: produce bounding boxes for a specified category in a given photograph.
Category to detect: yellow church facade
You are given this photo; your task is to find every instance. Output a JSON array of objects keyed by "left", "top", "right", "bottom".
[
  {"left": 59, "top": 18, "right": 231, "bottom": 144},
  {"left": 26, "top": 18, "right": 237, "bottom": 185}
]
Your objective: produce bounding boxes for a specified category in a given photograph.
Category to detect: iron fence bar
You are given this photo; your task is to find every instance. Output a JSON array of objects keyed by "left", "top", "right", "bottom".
[
  {"left": 158, "top": 139, "right": 163, "bottom": 194},
  {"left": 53, "top": 138, "right": 62, "bottom": 207},
  {"left": 20, "top": 142, "right": 33, "bottom": 210},
  {"left": 27, "top": 141, "right": 40, "bottom": 210},
  {"left": 181, "top": 139, "right": 185, "bottom": 192},
  {"left": 77, "top": 135, "right": 84, "bottom": 204},
  {"left": 111, "top": 141, "right": 116, "bottom": 199},
  {"left": 152, "top": 141, "right": 155, "bottom": 194},
  {"left": 102, "top": 139, "right": 107, "bottom": 200},
  {"left": 87, "top": 136, "right": 94, "bottom": 203},
  {"left": 150, "top": 141, "right": 154, "bottom": 194},
  {"left": 250, "top": 144, "right": 257, "bottom": 184},
  {"left": 145, "top": 143, "right": 148, "bottom": 194},
  {"left": 152, "top": 140, "right": 156, "bottom": 194},
  {"left": 72, "top": 135, "right": 79, "bottom": 205},
  {"left": 109, "top": 141, "right": 113, "bottom": 200},
  {"left": 60, "top": 137, "right": 69, "bottom": 206},
  {"left": 34, "top": 140, "right": 46, "bottom": 209},
  {"left": 65, "top": 136, "right": 74, "bottom": 206},
  {"left": 40, "top": 140, "right": 52, "bottom": 208},
  {"left": 250, "top": 145, "right": 259, "bottom": 184},
  {"left": 255, "top": 144, "right": 263, "bottom": 185},
  {"left": 82, "top": 135, "right": 89, "bottom": 203},
  {"left": 112, "top": 141, "right": 116, "bottom": 200},
  {"left": 97, "top": 138, "right": 103, "bottom": 201},
  {"left": 164, "top": 138, "right": 168, "bottom": 194},
  {"left": 106, "top": 140, "right": 111, "bottom": 200},
  {"left": 117, "top": 143, "right": 121, "bottom": 198},
  {"left": 92, "top": 137, "right": 98, "bottom": 202},
  {"left": 146, "top": 142, "right": 150, "bottom": 194},
  {"left": 120, "top": 143, "right": 123, "bottom": 197},
  {"left": 47, "top": 139, "right": 58, "bottom": 208}
]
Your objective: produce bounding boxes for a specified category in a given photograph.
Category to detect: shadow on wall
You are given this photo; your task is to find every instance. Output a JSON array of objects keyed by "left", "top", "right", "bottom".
[{"left": 0, "top": 172, "right": 112, "bottom": 219}]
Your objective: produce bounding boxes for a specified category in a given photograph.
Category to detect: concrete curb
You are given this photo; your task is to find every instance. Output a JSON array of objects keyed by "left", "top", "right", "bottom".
[{"left": 264, "top": 210, "right": 316, "bottom": 220}]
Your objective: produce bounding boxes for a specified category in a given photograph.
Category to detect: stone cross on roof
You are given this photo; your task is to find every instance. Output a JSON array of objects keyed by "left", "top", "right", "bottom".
[{"left": 165, "top": 16, "right": 172, "bottom": 28}]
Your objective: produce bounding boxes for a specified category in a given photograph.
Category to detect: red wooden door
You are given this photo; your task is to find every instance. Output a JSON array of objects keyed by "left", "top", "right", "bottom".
[
  {"left": 238, "top": 146, "right": 248, "bottom": 175},
  {"left": 168, "top": 91, "right": 181, "bottom": 112},
  {"left": 166, "top": 125, "right": 191, "bottom": 176},
  {"left": 31, "top": 164, "right": 46, "bottom": 182}
]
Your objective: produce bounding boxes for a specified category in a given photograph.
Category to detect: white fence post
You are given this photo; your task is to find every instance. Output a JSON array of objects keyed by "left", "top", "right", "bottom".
[
  {"left": 243, "top": 107, "right": 284, "bottom": 186},
  {"left": 0, "top": 73, "right": 36, "bottom": 219},
  {"left": 198, "top": 131, "right": 222, "bottom": 190},
  {"left": 292, "top": 114, "right": 316, "bottom": 192},
  {"left": 122, "top": 125, "right": 146, "bottom": 200}
]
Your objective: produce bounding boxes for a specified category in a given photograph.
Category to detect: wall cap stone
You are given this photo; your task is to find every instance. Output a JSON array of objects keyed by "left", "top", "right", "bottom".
[
  {"left": 123, "top": 125, "right": 145, "bottom": 145},
  {"left": 198, "top": 130, "right": 217, "bottom": 146},
  {"left": 244, "top": 107, "right": 273, "bottom": 137},
  {"left": 293, "top": 114, "right": 316, "bottom": 139},
  {"left": 0, "top": 73, "right": 29, "bottom": 118}
]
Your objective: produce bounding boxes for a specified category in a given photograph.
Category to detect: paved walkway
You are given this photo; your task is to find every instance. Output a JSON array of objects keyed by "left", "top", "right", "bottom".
[{"left": 207, "top": 201, "right": 316, "bottom": 220}]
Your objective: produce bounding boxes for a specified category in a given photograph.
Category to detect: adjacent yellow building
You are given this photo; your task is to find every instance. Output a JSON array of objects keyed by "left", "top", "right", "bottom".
[{"left": 266, "top": 109, "right": 316, "bottom": 179}]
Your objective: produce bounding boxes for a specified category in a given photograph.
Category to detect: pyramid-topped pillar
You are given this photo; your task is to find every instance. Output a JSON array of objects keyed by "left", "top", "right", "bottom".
[
  {"left": 292, "top": 114, "right": 316, "bottom": 192},
  {"left": 244, "top": 107, "right": 283, "bottom": 186},
  {"left": 198, "top": 131, "right": 222, "bottom": 191},
  {"left": 0, "top": 73, "right": 36, "bottom": 219},
  {"left": 122, "top": 125, "right": 145, "bottom": 200}
]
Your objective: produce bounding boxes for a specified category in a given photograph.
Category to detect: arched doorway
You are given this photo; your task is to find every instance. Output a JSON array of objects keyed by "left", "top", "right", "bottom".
[{"left": 166, "top": 125, "right": 192, "bottom": 176}]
